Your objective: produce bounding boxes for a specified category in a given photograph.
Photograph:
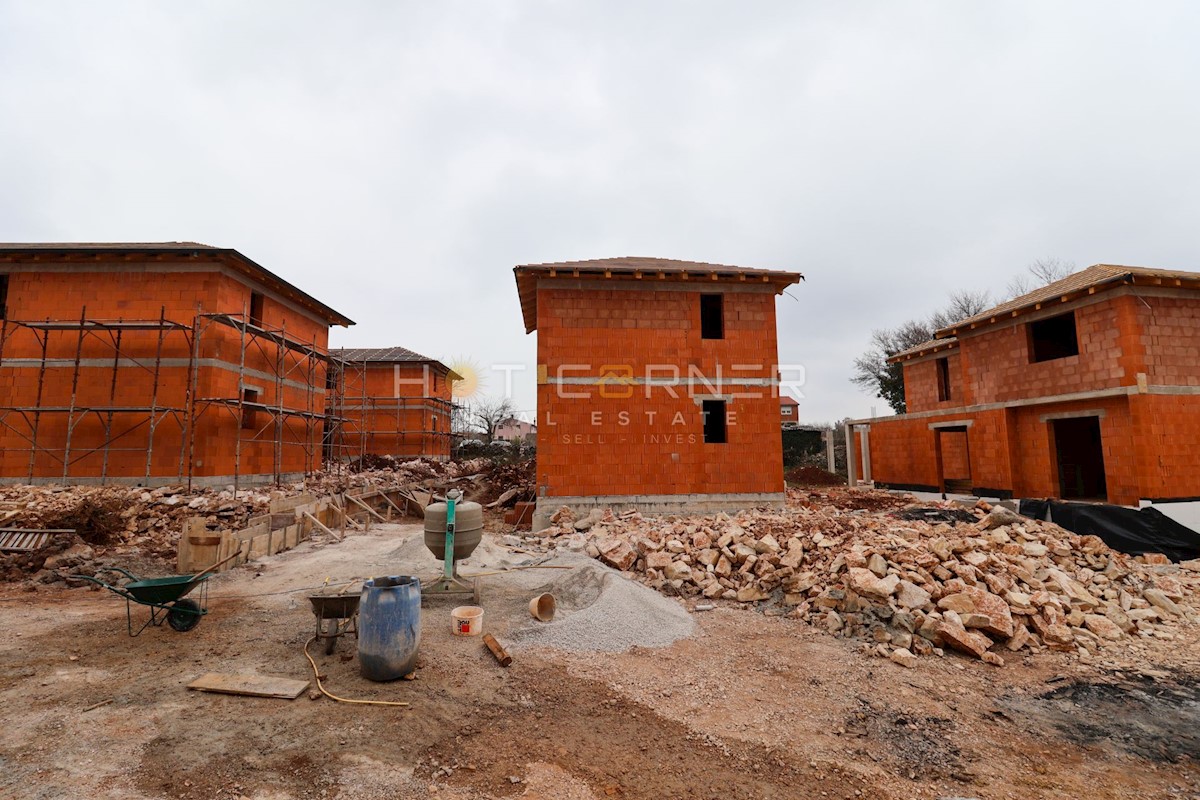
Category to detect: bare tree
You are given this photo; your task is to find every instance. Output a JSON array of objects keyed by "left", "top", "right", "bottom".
[
  {"left": 929, "top": 289, "right": 993, "bottom": 330},
  {"left": 854, "top": 260, "right": 1079, "bottom": 414},
  {"left": 851, "top": 319, "right": 937, "bottom": 414},
  {"left": 852, "top": 290, "right": 992, "bottom": 414},
  {"left": 470, "top": 396, "right": 517, "bottom": 444},
  {"left": 1006, "top": 258, "right": 1075, "bottom": 299}
]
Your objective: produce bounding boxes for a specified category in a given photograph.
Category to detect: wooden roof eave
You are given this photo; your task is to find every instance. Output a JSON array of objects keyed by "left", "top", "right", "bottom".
[{"left": 938, "top": 274, "right": 1141, "bottom": 339}]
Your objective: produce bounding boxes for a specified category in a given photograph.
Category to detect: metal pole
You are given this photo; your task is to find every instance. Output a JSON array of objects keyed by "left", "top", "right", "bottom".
[
  {"left": 274, "top": 320, "right": 285, "bottom": 486},
  {"left": 183, "top": 314, "right": 200, "bottom": 490},
  {"left": 101, "top": 324, "right": 124, "bottom": 484},
  {"left": 233, "top": 307, "right": 248, "bottom": 499},
  {"left": 142, "top": 308, "right": 166, "bottom": 482},
  {"left": 61, "top": 308, "right": 87, "bottom": 481},
  {"left": 444, "top": 488, "right": 459, "bottom": 581},
  {"left": 26, "top": 324, "right": 50, "bottom": 481}
]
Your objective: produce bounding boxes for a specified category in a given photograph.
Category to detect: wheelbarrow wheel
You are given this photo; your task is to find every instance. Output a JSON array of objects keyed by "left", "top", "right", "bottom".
[
  {"left": 167, "top": 599, "right": 202, "bottom": 632},
  {"left": 320, "top": 618, "right": 338, "bottom": 655}
]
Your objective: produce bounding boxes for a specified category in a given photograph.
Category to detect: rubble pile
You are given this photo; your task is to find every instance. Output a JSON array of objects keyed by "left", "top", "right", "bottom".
[
  {"left": 0, "top": 456, "right": 523, "bottom": 583},
  {"left": 477, "top": 458, "right": 535, "bottom": 507},
  {"left": 1, "top": 485, "right": 273, "bottom": 554},
  {"left": 540, "top": 489, "right": 1199, "bottom": 666},
  {"left": 306, "top": 456, "right": 472, "bottom": 496}
]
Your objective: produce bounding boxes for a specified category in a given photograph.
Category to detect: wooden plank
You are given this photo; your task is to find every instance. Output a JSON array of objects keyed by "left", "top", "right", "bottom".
[
  {"left": 187, "top": 672, "right": 309, "bottom": 699},
  {"left": 302, "top": 511, "right": 341, "bottom": 541},
  {"left": 248, "top": 532, "right": 269, "bottom": 560},
  {"left": 269, "top": 493, "right": 316, "bottom": 514},
  {"left": 348, "top": 495, "right": 386, "bottom": 523},
  {"left": 376, "top": 491, "right": 406, "bottom": 518}
]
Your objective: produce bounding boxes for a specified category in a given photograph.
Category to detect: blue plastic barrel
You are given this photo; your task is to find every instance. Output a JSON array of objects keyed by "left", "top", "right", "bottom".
[{"left": 358, "top": 576, "right": 421, "bottom": 681}]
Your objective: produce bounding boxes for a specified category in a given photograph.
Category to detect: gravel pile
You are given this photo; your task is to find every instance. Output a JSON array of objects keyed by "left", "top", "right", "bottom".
[{"left": 511, "top": 556, "right": 695, "bottom": 653}]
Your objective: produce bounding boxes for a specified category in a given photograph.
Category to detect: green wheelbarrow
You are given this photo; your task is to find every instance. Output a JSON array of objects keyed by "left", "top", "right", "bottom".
[{"left": 72, "top": 552, "right": 237, "bottom": 637}]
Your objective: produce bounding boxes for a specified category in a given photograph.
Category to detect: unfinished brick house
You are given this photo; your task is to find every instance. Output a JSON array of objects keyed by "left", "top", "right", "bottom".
[
  {"left": 848, "top": 264, "right": 1200, "bottom": 507},
  {"left": 514, "top": 257, "right": 803, "bottom": 528},
  {"left": 0, "top": 243, "right": 353, "bottom": 488},
  {"left": 327, "top": 347, "right": 456, "bottom": 461}
]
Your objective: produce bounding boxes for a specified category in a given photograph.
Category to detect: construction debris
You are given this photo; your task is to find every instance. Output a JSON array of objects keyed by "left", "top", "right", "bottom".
[
  {"left": 0, "top": 457, "right": 535, "bottom": 585},
  {"left": 532, "top": 487, "right": 1200, "bottom": 665}
]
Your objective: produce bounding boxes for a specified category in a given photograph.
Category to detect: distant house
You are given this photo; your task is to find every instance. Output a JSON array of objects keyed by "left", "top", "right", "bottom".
[
  {"left": 329, "top": 346, "right": 458, "bottom": 460},
  {"left": 779, "top": 395, "right": 800, "bottom": 428},
  {"left": 494, "top": 416, "right": 536, "bottom": 444}
]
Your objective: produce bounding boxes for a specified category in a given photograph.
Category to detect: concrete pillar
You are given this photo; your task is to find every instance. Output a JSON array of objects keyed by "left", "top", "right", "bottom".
[
  {"left": 844, "top": 422, "right": 857, "bottom": 487},
  {"left": 825, "top": 427, "right": 836, "bottom": 473},
  {"left": 861, "top": 427, "right": 872, "bottom": 484}
]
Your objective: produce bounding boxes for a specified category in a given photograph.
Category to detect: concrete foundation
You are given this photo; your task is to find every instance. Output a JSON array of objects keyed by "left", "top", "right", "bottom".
[{"left": 532, "top": 491, "right": 787, "bottom": 531}]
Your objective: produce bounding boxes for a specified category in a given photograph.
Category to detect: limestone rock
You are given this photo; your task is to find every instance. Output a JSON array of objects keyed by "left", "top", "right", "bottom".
[
  {"left": 737, "top": 584, "right": 770, "bottom": 602},
  {"left": 936, "top": 618, "right": 992, "bottom": 659},
  {"left": 895, "top": 580, "right": 931, "bottom": 610},
  {"left": 645, "top": 551, "right": 673, "bottom": 571},
  {"left": 664, "top": 560, "right": 694, "bottom": 582},
  {"left": 847, "top": 568, "right": 900, "bottom": 599},
  {"left": 889, "top": 647, "right": 918, "bottom": 668},
  {"left": 1082, "top": 614, "right": 1123, "bottom": 641},
  {"left": 958, "top": 587, "right": 1014, "bottom": 638},
  {"left": 1144, "top": 588, "right": 1183, "bottom": 617},
  {"left": 937, "top": 592, "right": 975, "bottom": 614}
]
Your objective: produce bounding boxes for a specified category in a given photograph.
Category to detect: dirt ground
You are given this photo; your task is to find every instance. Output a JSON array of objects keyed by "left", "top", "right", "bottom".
[{"left": 2, "top": 522, "right": 1199, "bottom": 800}]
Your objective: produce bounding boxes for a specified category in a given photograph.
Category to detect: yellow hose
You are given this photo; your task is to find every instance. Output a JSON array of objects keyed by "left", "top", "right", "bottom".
[{"left": 302, "top": 637, "right": 409, "bottom": 707}]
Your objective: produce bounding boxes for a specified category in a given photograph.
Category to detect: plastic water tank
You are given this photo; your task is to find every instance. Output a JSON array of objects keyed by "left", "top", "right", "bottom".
[
  {"left": 423, "top": 500, "right": 484, "bottom": 562},
  {"left": 358, "top": 575, "right": 421, "bottom": 681}
]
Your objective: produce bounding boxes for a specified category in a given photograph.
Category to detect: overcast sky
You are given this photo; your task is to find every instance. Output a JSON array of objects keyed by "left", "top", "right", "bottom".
[{"left": 3, "top": 2, "right": 1199, "bottom": 423}]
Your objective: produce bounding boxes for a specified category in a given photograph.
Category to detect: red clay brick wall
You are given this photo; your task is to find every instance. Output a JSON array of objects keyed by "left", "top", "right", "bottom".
[
  {"left": 1135, "top": 295, "right": 1200, "bottom": 387},
  {"left": 0, "top": 266, "right": 331, "bottom": 482},
  {"left": 1128, "top": 393, "right": 1200, "bottom": 500},
  {"left": 958, "top": 297, "right": 1135, "bottom": 405},
  {"left": 940, "top": 429, "right": 969, "bottom": 479},
  {"left": 868, "top": 409, "right": 1013, "bottom": 494},
  {"left": 1008, "top": 397, "right": 1138, "bottom": 504},
  {"left": 538, "top": 385, "right": 783, "bottom": 496},
  {"left": 339, "top": 363, "right": 452, "bottom": 458},
  {"left": 536, "top": 282, "right": 784, "bottom": 498},
  {"left": 904, "top": 351, "right": 964, "bottom": 413},
  {"left": 869, "top": 398, "right": 1142, "bottom": 504},
  {"left": 866, "top": 417, "right": 939, "bottom": 489}
]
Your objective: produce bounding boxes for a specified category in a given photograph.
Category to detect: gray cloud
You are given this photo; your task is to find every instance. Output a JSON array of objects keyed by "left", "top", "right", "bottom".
[{"left": 2, "top": 1, "right": 1198, "bottom": 422}]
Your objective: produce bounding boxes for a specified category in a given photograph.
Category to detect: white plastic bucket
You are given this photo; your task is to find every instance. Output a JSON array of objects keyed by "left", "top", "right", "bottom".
[{"left": 451, "top": 605, "right": 483, "bottom": 636}]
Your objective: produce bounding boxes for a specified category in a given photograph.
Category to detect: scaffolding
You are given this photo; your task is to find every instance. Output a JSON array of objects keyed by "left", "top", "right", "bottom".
[
  {"left": 191, "top": 311, "right": 336, "bottom": 493},
  {"left": 323, "top": 356, "right": 454, "bottom": 465},
  {"left": 0, "top": 307, "right": 338, "bottom": 494}
]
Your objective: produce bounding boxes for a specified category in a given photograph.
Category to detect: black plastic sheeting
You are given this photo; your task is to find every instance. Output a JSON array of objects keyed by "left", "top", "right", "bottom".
[{"left": 1019, "top": 499, "right": 1200, "bottom": 563}]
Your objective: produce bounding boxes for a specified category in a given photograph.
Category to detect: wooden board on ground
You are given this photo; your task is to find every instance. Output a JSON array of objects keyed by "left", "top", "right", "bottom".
[{"left": 187, "top": 672, "right": 309, "bottom": 699}]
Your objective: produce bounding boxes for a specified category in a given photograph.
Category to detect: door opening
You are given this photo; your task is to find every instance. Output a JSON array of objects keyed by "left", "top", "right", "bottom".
[
  {"left": 935, "top": 426, "right": 971, "bottom": 495},
  {"left": 1052, "top": 416, "right": 1106, "bottom": 500}
]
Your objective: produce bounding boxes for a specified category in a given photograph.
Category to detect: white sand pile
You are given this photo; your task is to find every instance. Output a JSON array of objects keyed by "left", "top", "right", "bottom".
[{"left": 511, "top": 554, "right": 696, "bottom": 652}]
